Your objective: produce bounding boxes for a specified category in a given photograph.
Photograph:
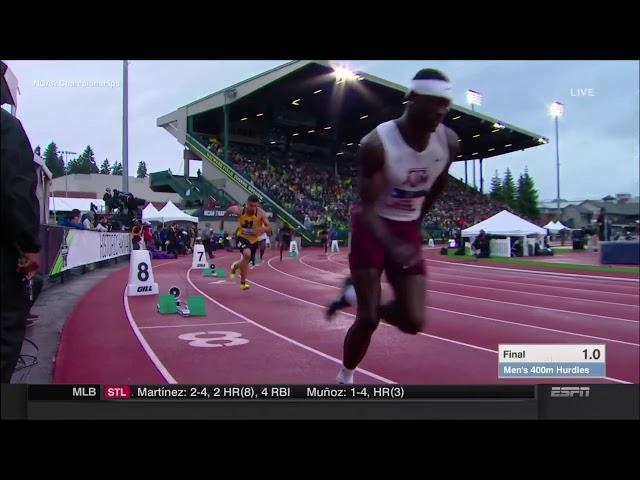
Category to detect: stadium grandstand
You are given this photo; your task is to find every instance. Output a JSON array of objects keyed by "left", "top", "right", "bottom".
[{"left": 156, "top": 60, "right": 548, "bottom": 244}]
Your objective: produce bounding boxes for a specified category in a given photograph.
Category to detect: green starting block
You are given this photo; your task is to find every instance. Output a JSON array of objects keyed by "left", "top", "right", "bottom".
[
  {"left": 157, "top": 294, "right": 178, "bottom": 314},
  {"left": 187, "top": 296, "right": 206, "bottom": 316},
  {"left": 288, "top": 251, "right": 298, "bottom": 257},
  {"left": 203, "top": 268, "right": 225, "bottom": 277}
]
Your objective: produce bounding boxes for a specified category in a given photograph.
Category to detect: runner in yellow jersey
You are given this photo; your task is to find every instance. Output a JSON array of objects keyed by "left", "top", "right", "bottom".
[{"left": 220, "top": 194, "right": 272, "bottom": 290}]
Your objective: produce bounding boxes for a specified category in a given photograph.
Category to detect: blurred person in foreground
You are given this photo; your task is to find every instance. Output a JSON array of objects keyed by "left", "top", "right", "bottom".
[{"left": 1, "top": 61, "right": 41, "bottom": 382}]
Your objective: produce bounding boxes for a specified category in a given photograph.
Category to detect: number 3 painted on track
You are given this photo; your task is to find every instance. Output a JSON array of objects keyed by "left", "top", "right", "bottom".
[{"left": 178, "top": 331, "right": 249, "bottom": 348}]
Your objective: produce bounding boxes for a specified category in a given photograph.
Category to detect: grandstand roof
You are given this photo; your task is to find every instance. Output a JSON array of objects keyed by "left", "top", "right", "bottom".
[{"left": 158, "top": 60, "right": 547, "bottom": 162}]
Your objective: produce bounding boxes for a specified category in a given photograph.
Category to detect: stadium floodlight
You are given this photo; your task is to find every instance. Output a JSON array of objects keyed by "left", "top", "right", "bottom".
[
  {"left": 313, "top": 89, "right": 322, "bottom": 94},
  {"left": 360, "top": 115, "right": 369, "bottom": 120},
  {"left": 452, "top": 116, "right": 461, "bottom": 120},
  {"left": 549, "top": 101, "right": 564, "bottom": 218},
  {"left": 472, "top": 134, "right": 480, "bottom": 138},
  {"left": 324, "top": 126, "right": 332, "bottom": 130},
  {"left": 466, "top": 89, "right": 481, "bottom": 192},
  {"left": 60, "top": 150, "right": 77, "bottom": 198},
  {"left": 466, "top": 89, "right": 482, "bottom": 109},
  {"left": 240, "top": 117, "right": 248, "bottom": 121},
  {"left": 291, "top": 99, "right": 301, "bottom": 106},
  {"left": 550, "top": 101, "right": 564, "bottom": 118},
  {"left": 256, "top": 113, "right": 264, "bottom": 117},
  {"left": 334, "top": 66, "right": 358, "bottom": 83}
]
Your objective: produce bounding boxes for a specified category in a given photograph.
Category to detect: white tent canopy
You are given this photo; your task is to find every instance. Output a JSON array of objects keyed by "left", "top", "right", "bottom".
[
  {"left": 142, "top": 203, "right": 161, "bottom": 221},
  {"left": 542, "top": 220, "right": 570, "bottom": 234},
  {"left": 154, "top": 201, "right": 198, "bottom": 223},
  {"left": 462, "top": 210, "right": 547, "bottom": 237}
]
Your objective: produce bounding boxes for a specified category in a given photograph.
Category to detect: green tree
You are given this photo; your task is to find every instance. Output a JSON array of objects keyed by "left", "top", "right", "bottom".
[
  {"left": 502, "top": 168, "right": 517, "bottom": 208},
  {"left": 489, "top": 170, "right": 502, "bottom": 200},
  {"left": 517, "top": 167, "right": 540, "bottom": 219},
  {"left": 99, "top": 158, "right": 111, "bottom": 175},
  {"left": 75, "top": 145, "right": 98, "bottom": 174},
  {"left": 136, "top": 161, "right": 148, "bottom": 178},
  {"left": 111, "top": 161, "right": 123, "bottom": 175},
  {"left": 66, "top": 155, "right": 83, "bottom": 174},
  {"left": 42, "top": 142, "right": 65, "bottom": 178}
]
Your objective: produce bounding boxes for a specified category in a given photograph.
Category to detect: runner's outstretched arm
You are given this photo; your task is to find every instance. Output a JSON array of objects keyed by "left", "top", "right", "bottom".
[{"left": 220, "top": 205, "right": 240, "bottom": 231}]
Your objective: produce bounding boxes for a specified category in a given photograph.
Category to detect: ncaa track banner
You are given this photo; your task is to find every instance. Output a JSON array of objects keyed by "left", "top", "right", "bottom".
[
  {"left": 49, "top": 229, "right": 131, "bottom": 275},
  {"left": 201, "top": 209, "right": 273, "bottom": 218}
]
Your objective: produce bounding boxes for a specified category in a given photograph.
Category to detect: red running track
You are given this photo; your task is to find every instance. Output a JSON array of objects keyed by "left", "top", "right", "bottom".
[{"left": 53, "top": 248, "right": 640, "bottom": 385}]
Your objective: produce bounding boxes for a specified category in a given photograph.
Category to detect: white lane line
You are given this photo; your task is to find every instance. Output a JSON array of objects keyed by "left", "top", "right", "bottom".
[
  {"left": 253, "top": 272, "right": 639, "bottom": 347},
  {"left": 122, "top": 259, "right": 182, "bottom": 383},
  {"left": 296, "top": 256, "right": 639, "bottom": 324},
  {"left": 186, "top": 268, "right": 395, "bottom": 384},
  {"left": 426, "top": 258, "right": 640, "bottom": 283},
  {"left": 124, "top": 289, "right": 177, "bottom": 384},
  {"left": 426, "top": 278, "right": 639, "bottom": 308},
  {"left": 250, "top": 275, "right": 634, "bottom": 384},
  {"left": 139, "top": 321, "right": 248, "bottom": 330},
  {"left": 427, "top": 270, "right": 640, "bottom": 299}
]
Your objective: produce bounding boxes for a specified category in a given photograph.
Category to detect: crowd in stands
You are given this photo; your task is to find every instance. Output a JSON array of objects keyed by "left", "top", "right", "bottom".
[
  {"left": 204, "top": 138, "right": 357, "bottom": 228},
  {"left": 199, "top": 135, "right": 523, "bottom": 234},
  {"left": 422, "top": 179, "right": 520, "bottom": 236}
]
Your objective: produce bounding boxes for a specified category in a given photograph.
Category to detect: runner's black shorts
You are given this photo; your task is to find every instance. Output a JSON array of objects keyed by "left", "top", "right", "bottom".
[{"left": 237, "top": 236, "right": 258, "bottom": 254}]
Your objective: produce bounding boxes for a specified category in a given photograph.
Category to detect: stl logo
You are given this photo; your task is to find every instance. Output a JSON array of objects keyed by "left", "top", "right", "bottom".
[{"left": 104, "top": 385, "right": 131, "bottom": 399}]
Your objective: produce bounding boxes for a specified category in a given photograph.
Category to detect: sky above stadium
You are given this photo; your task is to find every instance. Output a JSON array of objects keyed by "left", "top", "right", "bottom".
[{"left": 5, "top": 60, "right": 639, "bottom": 202}]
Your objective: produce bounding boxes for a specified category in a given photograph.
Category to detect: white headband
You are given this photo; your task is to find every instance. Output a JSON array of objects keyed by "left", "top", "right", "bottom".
[{"left": 410, "top": 79, "right": 453, "bottom": 100}]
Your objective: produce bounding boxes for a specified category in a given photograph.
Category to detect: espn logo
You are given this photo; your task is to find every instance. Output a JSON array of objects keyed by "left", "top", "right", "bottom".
[
  {"left": 104, "top": 385, "right": 131, "bottom": 399},
  {"left": 550, "top": 386, "right": 590, "bottom": 398}
]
